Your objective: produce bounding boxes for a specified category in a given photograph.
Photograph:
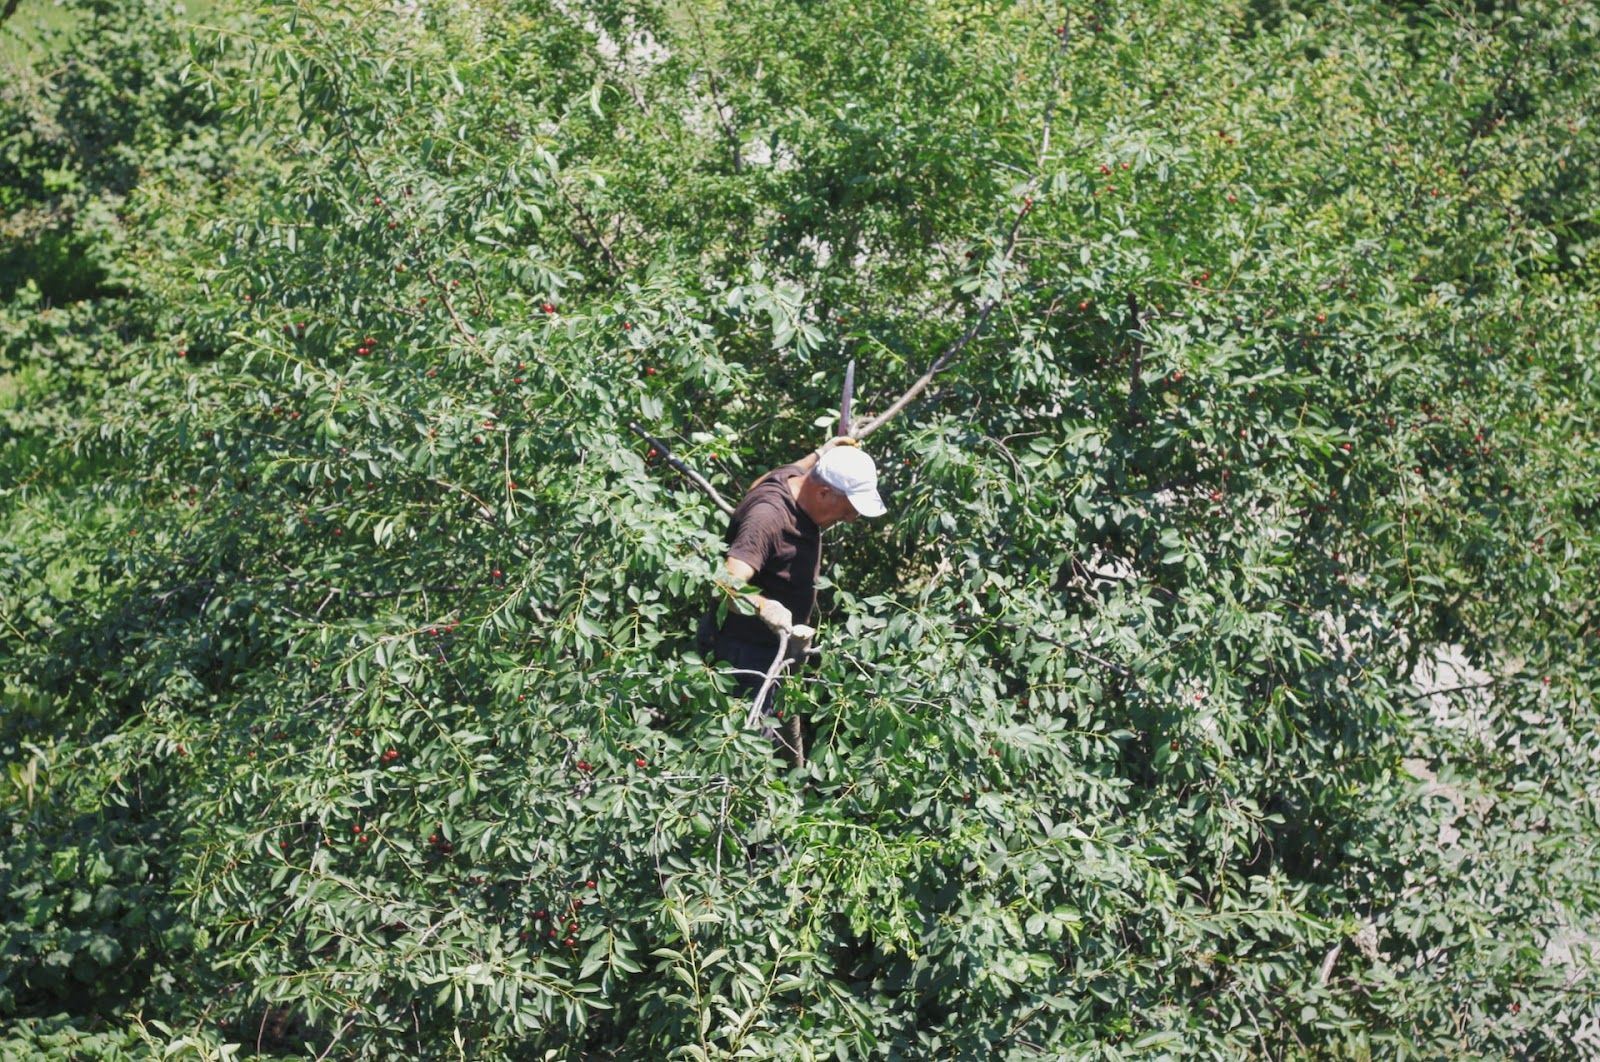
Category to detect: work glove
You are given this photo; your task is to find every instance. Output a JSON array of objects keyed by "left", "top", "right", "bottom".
[
  {"left": 818, "top": 435, "right": 859, "bottom": 456},
  {"left": 786, "top": 624, "right": 817, "bottom": 663},
  {"left": 757, "top": 598, "right": 794, "bottom": 635}
]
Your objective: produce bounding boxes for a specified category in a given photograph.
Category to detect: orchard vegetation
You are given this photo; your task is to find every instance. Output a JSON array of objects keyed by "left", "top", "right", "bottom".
[{"left": 2, "top": 0, "right": 1598, "bottom": 1057}]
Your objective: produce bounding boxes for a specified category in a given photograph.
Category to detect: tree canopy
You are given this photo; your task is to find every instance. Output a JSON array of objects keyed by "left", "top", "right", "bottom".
[{"left": 2, "top": 0, "right": 1597, "bottom": 1057}]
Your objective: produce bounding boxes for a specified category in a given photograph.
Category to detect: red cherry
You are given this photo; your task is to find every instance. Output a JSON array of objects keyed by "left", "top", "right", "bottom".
[
  {"left": 492, "top": 569, "right": 502, "bottom": 578},
  {"left": 1078, "top": 300, "right": 1090, "bottom": 310},
  {"left": 577, "top": 761, "right": 592, "bottom": 772},
  {"left": 644, "top": 366, "right": 656, "bottom": 376},
  {"left": 635, "top": 757, "right": 647, "bottom": 768},
  {"left": 585, "top": 880, "right": 596, "bottom": 889},
  {"left": 1099, "top": 164, "right": 1111, "bottom": 175}
]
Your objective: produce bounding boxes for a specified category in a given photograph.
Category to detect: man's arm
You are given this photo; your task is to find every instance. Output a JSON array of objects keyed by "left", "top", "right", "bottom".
[
  {"left": 745, "top": 436, "right": 858, "bottom": 491},
  {"left": 719, "top": 556, "right": 793, "bottom": 632}
]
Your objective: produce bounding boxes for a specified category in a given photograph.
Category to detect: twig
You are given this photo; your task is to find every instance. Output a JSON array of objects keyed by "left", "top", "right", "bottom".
[
  {"left": 714, "top": 788, "right": 729, "bottom": 877},
  {"left": 1126, "top": 292, "right": 1146, "bottom": 425},
  {"left": 314, "top": 1016, "right": 357, "bottom": 1061},
  {"left": 1409, "top": 680, "right": 1498, "bottom": 702},
  {"left": 628, "top": 422, "right": 734, "bottom": 515},
  {"left": 555, "top": 178, "right": 623, "bottom": 275},
  {"left": 430, "top": 476, "right": 496, "bottom": 522}
]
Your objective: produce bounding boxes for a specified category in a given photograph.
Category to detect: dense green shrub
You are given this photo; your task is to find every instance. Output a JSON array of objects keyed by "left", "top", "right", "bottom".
[{"left": 2, "top": 0, "right": 1596, "bottom": 1056}]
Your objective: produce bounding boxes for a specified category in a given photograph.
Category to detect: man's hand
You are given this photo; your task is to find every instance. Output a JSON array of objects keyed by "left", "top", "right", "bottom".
[
  {"left": 757, "top": 598, "right": 794, "bottom": 634},
  {"left": 818, "top": 435, "right": 859, "bottom": 457}
]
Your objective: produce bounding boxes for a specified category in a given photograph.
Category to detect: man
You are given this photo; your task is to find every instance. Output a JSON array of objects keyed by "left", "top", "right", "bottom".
[{"left": 700, "top": 437, "right": 887, "bottom": 763}]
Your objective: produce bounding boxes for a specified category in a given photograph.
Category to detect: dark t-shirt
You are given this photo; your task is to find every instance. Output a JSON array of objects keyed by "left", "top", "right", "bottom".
[{"left": 720, "top": 463, "right": 821, "bottom": 647}]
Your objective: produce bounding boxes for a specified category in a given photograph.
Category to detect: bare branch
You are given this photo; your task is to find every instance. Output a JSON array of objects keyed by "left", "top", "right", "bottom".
[
  {"left": 855, "top": 204, "right": 1028, "bottom": 441},
  {"left": 745, "top": 629, "right": 791, "bottom": 730},
  {"left": 1318, "top": 941, "right": 1342, "bottom": 986},
  {"left": 628, "top": 422, "right": 734, "bottom": 515},
  {"left": 853, "top": 21, "right": 1068, "bottom": 443}
]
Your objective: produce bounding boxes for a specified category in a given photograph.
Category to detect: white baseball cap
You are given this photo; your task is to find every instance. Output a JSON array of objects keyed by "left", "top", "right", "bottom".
[{"left": 815, "top": 446, "right": 887, "bottom": 517}]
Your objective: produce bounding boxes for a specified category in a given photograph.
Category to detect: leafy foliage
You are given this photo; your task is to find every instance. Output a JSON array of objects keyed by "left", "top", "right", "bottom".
[{"left": 2, "top": 0, "right": 1597, "bottom": 1056}]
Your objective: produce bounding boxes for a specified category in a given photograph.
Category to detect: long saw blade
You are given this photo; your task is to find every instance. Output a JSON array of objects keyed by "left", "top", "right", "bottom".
[{"left": 840, "top": 358, "right": 855, "bottom": 438}]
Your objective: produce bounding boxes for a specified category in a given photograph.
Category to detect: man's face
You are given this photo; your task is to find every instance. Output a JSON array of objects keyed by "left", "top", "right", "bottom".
[{"left": 811, "top": 482, "right": 860, "bottom": 529}]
